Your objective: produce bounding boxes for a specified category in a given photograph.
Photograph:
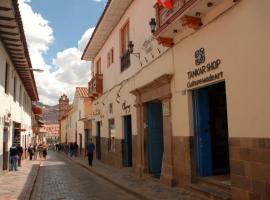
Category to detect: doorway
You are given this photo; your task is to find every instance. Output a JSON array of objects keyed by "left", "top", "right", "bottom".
[
  {"left": 146, "top": 101, "right": 164, "bottom": 177},
  {"left": 193, "top": 82, "right": 230, "bottom": 177},
  {"left": 122, "top": 115, "right": 132, "bottom": 167},
  {"left": 3, "top": 128, "right": 8, "bottom": 170},
  {"left": 79, "top": 134, "right": 82, "bottom": 155},
  {"left": 85, "top": 129, "right": 90, "bottom": 155},
  {"left": 96, "top": 122, "right": 101, "bottom": 160}
]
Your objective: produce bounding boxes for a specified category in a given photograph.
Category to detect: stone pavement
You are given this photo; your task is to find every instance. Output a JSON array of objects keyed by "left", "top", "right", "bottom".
[
  {"left": 0, "top": 158, "right": 40, "bottom": 200},
  {"left": 30, "top": 152, "right": 139, "bottom": 200},
  {"left": 62, "top": 152, "right": 206, "bottom": 200}
]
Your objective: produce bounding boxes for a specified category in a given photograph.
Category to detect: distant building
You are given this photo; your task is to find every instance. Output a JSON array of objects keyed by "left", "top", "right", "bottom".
[
  {"left": 43, "top": 123, "right": 59, "bottom": 143},
  {"left": 58, "top": 88, "right": 92, "bottom": 155}
]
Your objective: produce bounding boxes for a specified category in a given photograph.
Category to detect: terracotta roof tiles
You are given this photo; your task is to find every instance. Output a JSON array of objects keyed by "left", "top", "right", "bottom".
[{"left": 76, "top": 87, "right": 88, "bottom": 98}]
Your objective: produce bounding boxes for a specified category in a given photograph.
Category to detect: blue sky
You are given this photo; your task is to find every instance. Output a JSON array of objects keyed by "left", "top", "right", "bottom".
[
  {"left": 19, "top": 0, "right": 107, "bottom": 105},
  {"left": 29, "top": 0, "right": 105, "bottom": 67}
]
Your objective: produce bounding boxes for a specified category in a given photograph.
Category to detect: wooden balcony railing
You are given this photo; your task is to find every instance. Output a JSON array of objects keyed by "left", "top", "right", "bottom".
[
  {"left": 154, "top": 0, "right": 198, "bottom": 36},
  {"left": 120, "top": 51, "right": 130, "bottom": 72},
  {"left": 88, "top": 73, "right": 103, "bottom": 96}
]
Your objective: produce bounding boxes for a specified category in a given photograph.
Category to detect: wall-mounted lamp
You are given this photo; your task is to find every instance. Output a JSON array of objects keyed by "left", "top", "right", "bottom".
[
  {"left": 128, "top": 41, "right": 140, "bottom": 59},
  {"left": 149, "top": 18, "right": 157, "bottom": 33}
]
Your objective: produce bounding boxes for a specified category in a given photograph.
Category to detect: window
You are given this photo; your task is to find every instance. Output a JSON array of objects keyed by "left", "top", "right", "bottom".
[
  {"left": 19, "top": 85, "right": 22, "bottom": 105},
  {"left": 107, "top": 48, "right": 114, "bottom": 67},
  {"left": 120, "top": 21, "right": 129, "bottom": 55},
  {"left": 109, "top": 103, "right": 113, "bottom": 114},
  {"left": 96, "top": 58, "right": 101, "bottom": 74},
  {"left": 108, "top": 119, "right": 115, "bottom": 152},
  {"left": 13, "top": 76, "right": 17, "bottom": 101},
  {"left": 120, "top": 21, "right": 130, "bottom": 72},
  {"left": 4, "top": 63, "right": 9, "bottom": 94}
]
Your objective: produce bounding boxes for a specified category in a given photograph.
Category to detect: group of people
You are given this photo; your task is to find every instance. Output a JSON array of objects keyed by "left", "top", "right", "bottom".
[
  {"left": 27, "top": 143, "right": 48, "bottom": 161},
  {"left": 9, "top": 142, "right": 48, "bottom": 171},
  {"left": 55, "top": 139, "right": 95, "bottom": 167},
  {"left": 9, "top": 143, "right": 23, "bottom": 171}
]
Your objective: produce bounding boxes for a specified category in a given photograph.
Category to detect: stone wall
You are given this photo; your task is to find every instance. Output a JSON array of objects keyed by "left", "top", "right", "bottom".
[
  {"left": 230, "top": 138, "right": 270, "bottom": 200},
  {"left": 173, "top": 136, "right": 194, "bottom": 187},
  {"left": 100, "top": 137, "right": 123, "bottom": 168}
]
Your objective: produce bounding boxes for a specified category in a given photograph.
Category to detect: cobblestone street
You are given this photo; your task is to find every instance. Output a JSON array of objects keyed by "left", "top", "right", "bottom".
[{"left": 30, "top": 152, "right": 138, "bottom": 200}]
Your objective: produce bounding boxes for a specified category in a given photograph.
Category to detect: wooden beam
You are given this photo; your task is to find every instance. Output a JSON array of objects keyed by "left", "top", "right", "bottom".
[
  {"left": 0, "top": 30, "right": 19, "bottom": 36},
  {"left": 181, "top": 15, "right": 202, "bottom": 30},
  {"left": 4, "top": 43, "right": 21, "bottom": 47},
  {"left": 2, "top": 37, "right": 20, "bottom": 42},
  {"left": 11, "top": 56, "right": 25, "bottom": 60},
  {"left": 157, "top": 37, "right": 174, "bottom": 47},
  {"left": 0, "top": 7, "right": 12, "bottom": 11},
  {"left": 0, "top": 16, "right": 14, "bottom": 21},
  {"left": 0, "top": 24, "right": 16, "bottom": 29},
  {"left": 9, "top": 52, "right": 25, "bottom": 56},
  {"left": 7, "top": 47, "right": 23, "bottom": 51}
]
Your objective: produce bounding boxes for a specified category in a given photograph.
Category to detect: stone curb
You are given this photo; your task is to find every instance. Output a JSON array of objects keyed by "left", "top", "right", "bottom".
[
  {"left": 60, "top": 153, "right": 149, "bottom": 200},
  {"left": 24, "top": 162, "right": 41, "bottom": 200}
]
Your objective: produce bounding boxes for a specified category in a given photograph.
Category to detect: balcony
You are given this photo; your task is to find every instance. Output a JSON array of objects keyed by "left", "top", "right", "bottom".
[
  {"left": 154, "top": 0, "right": 235, "bottom": 46},
  {"left": 88, "top": 73, "right": 103, "bottom": 97},
  {"left": 120, "top": 51, "right": 130, "bottom": 72}
]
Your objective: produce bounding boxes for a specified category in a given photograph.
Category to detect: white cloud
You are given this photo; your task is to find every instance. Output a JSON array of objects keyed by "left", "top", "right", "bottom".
[
  {"left": 19, "top": 0, "right": 94, "bottom": 106},
  {"left": 78, "top": 27, "right": 95, "bottom": 52}
]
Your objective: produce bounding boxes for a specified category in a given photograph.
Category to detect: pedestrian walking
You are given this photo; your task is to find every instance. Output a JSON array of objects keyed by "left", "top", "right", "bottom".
[
  {"left": 28, "top": 144, "right": 34, "bottom": 160},
  {"left": 33, "top": 144, "right": 38, "bottom": 160},
  {"left": 70, "top": 143, "right": 74, "bottom": 157},
  {"left": 42, "top": 143, "right": 48, "bottom": 160},
  {"left": 17, "top": 144, "right": 23, "bottom": 167},
  {"left": 38, "top": 143, "right": 43, "bottom": 159},
  {"left": 9, "top": 144, "right": 19, "bottom": 171},
  {"left": 86, "top": 139, "right": 95, "bottom": 167},
  {"left": 74, "top": 142, "right": 78, "bottom": 157}
]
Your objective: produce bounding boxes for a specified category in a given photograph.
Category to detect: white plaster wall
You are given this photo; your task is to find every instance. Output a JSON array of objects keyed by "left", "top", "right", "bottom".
[
  {"left": 91, "top": 0, "right": 270, "bottom": 140},
  {"left": 172, "top": 0, "right": 270, "bottom": 138},
  {"left": 65, "top": 96, "right": 87, "bottom": 149},
  {"left": 0, "top": 40, "right": 33, "bottom": 172}
]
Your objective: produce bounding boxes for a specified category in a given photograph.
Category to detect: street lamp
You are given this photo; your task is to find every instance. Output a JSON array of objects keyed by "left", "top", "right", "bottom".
[
  {"left": 12, "top": 68, "right": 44, "bottom": 77},
  {"left": 128, "top": 41, "right": 140, "bottom": 59},
  {"left": 16, "top": 68, "right": 44, "bottom": 72}
]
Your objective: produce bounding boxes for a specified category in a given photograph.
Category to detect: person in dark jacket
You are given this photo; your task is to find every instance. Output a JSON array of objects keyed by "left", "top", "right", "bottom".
[
  {"left": 86, "top": 139, "right": 95, "bottom": 167},
  {"left": 28, "top": 144, "right": 34, "bottom": 160},
  {"left": 17, "top": 144, "right": 23, "bottom": 167},
  {"left": 9, "top": 144, "right": 19, "bottom": 171}
]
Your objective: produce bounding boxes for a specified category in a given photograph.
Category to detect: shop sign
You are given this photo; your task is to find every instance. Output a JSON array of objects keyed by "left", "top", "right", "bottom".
[
  {"left": 187, "top": 48, "right": 223, "bottom": 88},
  {"left": 162, "top": 101, "right": 170, "bottom": 116}
]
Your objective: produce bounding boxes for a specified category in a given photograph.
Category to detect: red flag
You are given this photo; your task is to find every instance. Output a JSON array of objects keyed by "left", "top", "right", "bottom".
[{"left": 157, "top": 0, "right": 173, "bottom": 9}]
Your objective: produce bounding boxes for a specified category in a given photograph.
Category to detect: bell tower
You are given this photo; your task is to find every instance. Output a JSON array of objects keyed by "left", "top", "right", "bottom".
[{"left": 58, "top": 94, "right": 69, "bottom": 121}]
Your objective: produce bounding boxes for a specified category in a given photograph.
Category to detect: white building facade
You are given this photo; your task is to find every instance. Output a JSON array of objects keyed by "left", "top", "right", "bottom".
[{"left": 0, "top": 0, "right": 39, "bottom": 173}]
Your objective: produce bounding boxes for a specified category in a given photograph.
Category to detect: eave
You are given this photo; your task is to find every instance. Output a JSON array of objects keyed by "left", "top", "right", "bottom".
[
  {"left": 0, "top": 0, "right": 38, "bottom": 101},
  {"left": 82, "top": 0, "right": 133, "bottom": 61}
]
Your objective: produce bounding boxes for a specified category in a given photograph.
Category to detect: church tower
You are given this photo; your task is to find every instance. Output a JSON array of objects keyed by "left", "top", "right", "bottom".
[{"left": 58, "top": 94, "right": 69, "bottom": 121}]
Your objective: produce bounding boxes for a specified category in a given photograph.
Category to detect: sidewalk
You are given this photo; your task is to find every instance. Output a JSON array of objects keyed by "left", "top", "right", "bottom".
[
  {"left": 0, "top": 159, "right": 40, "bottom": 200},
  {"left": 61, "top": 152, "right": 206, "bottom": 200}
]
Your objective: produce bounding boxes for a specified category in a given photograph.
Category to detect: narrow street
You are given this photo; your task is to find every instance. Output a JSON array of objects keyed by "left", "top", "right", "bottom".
[{"left": 30, "top": 152, "right": 138, "bottom": 200}]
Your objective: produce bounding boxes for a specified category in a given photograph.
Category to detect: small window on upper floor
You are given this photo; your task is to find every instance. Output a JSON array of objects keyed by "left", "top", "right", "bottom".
[
  {"left": 107, "top": 48, "right": 114, "bottom": 68},
  {"left": 96, "top": 58, "right": 101, "bottom": 75},
  {"left": 120, "top": 21, "right": 130, "bottom": 72},
  {"left": 5, "top": 63, "right": 10, "bottom": 94},
  {"left": 13, "top": 76, "right": 17, "bottom": 102}
]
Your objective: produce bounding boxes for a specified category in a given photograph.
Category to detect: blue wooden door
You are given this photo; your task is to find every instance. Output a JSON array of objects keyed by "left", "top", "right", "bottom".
[
  {"left": 193, "top": 89, "right": 212, "bottom": 177},
  {"left": 146, "top": 102, "right": 164, "bottom": 175},
  {"left": 123, "top": 115, "right": 132, "bottom": 167},
  {"left": 85, "top": 129, "right": 90, "bottom": 154},
  {"left": 96, "top": 122, "right": 101, "bottom": 160}
]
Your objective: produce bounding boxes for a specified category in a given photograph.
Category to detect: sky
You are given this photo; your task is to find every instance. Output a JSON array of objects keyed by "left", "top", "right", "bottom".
[{"left": 18, "top": 0, "right": 107, "bottom": 105}]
